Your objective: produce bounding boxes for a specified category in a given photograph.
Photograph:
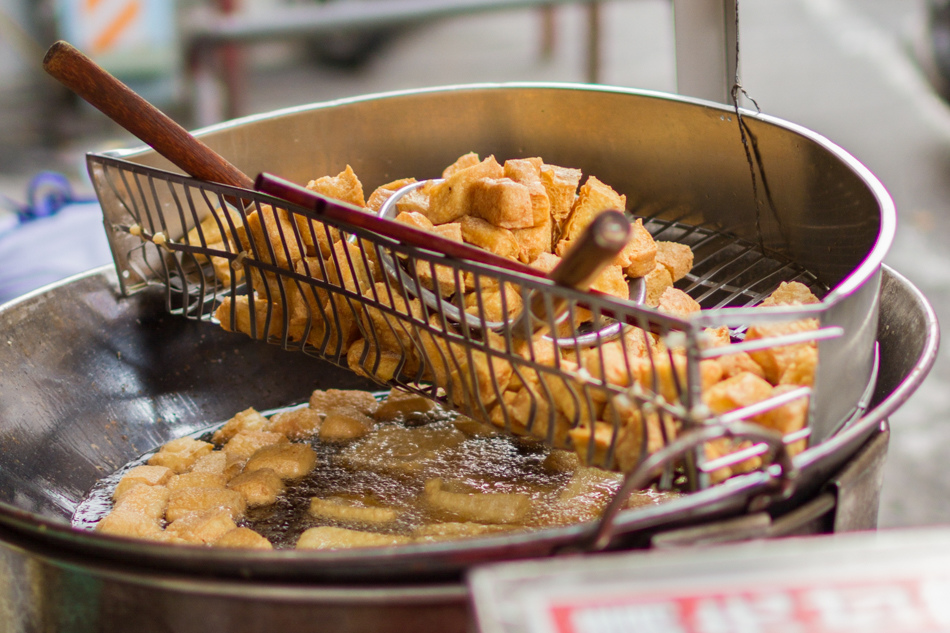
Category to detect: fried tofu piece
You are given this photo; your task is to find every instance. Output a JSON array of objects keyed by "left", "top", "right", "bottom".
[
  {"left": 185, "top": 205, "right": 244, "bottom": 286},
  {"left": 541, "top": 164, "right": 583, "bottom": 235},
  {"left": 95, "top": 510, "right": 163, "bottom": 539},
  {"left": 215, "top": 527, "right": 274, "bottom": 549},
  {"left": 113, "top": 465, "right": 172, "bottom": 501},
  {"left": 560, "top": 176, "right": 627, "bottom": 243},
  {"left": 265, "top": 407, "right": 323, "bottom": 440},
  {"left": 432, "top": 222, "right": 463, "bottom": 242},
  {"left": 309, "top": 496, "right": 401, "bottom": 526},
  {"left": 372, "top": 388, "right": 437, "bottom": 421},
  {"left": 511, "top": 215, "right": 553, "bottom": 263},
  {"left": 622, "top": 219, "right": 658, "bottom": 278},
  {"left": 296, "top": 526, "right": 412, "bottom": 549},
  {"left": 442, "top": 152, "right": 482, "bottom": 178},
  {"left": 415, "top": 258, "right": 460, "bottom": 298},
  {"left": 213, "top": 407, "right": 270, "bottom": 444},
  {"left": 337, "top": 422, "right": 466, "bottom": 476},
  {"left": 358, "top": 282, "right": 425, "bottom": 361},
  {"left": 310, "top": 389, "right": 380, "bottom": 417},
  {"left": 165, "top": 487, "right": 247, "bottom": 523},
  {"left": 395, "top": 210, "right": 435, "bottom": 232},
  {"left": 656, "top": 287, "right": 701, "bottom": 317},
  {"left": 347, "top": 338, "right": 406, "bottom": 382},
  {"left": 112, "top": 484, "right": 170, "bottom": 521},
  {"left": 167, "top": 472, "right": 227, "bottom": 491},
  {"left": 633, "top": 353, "right": 723, "bottom": 405},
  {"left": 394, "top": 185, "right": 432, "bottom": 216},
  {"left": 239, "top": 204, "right": 302, "bottom": 269},
  {"left": 464, "top": 284, "right": 524, "bottom": 323},
  {"left": 367, "top": 178, "right": 417, "bottom": 212},
  {"left": 215, "top": 295, "right": 300, "bottom": 341},
  {"left": 655, "top": 241, "right": 694, "bottom": 282},
  {"left": 703, "top": 371, "right": 775, "bottom": 415},
  {"left": 320, "top": 407, "right": 376, "bottom": 442},
  {"left": 306, "top": 165, "right": 366, "bottom": 208},
  {"left": 460, "top": 215, "right": 520, "bottom": 259},
  {"left": 591, "top": 264, "right": 629, "bottom": 300},
  {"left": 644, "top": 264, "right": 674, "bottom": 307},
  {"left": 424, "top": 478, "right": 531, "bottom": 525},
  {"left": 703, "top": 327, "right": 767, "bottom": 380},
  {"left": 148, "top": 437, "right": 214, "bottom": 474},
  {"left": 426, "top": 155, "right": 503, "bottom": 224},
  {"left": 190, "top": 450, "right": 246, "bottom": 481},
  {"left": 469, "top": 177, "right": 535, "bottom": 229},
  {"left": 412, "top": 522, "right": 516, "bottom": 541},
  {"left": 227, "top": 468, "right": 285, "bottom": 507},
  {"left": 244, "top": 443, "right": 318, "bottom": 480},
  {"left": 550, "top": 466, "right": 623, "bottom": 524},
  {"left": 755, "top": 384, "right": 809, "bottom": 455},
  {"left": 760, "top": 281, "right": 820, "bottom": 307},
  {"left": 489, "top": 383, "right": 572, "bottom": 447},
  {"left": 744, "top": 319, "right": 819, "bottom": 384},
  {"left": 502, "top": 157, "right": 543, "bottom": 184},
  {"left": 222, "top": 431, "right": 288, "bottom": 461},
  {"left": 165, "top": 508, "right": 238, "bottom": 545},
  {"left": 778, "top": 344, "right": 818, "bottom": 387}
]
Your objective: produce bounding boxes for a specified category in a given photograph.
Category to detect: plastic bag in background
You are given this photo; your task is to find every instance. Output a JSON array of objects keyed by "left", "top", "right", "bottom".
[{"left": 0, "top": 172, "right": 112, "bottom": 304}]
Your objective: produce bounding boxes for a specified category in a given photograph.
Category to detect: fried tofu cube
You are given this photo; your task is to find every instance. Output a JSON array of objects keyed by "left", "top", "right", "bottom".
[
  {"left": 415, "top": 258, "right": 460, "bottom": 297},
  {"left": 744, "top": 319, "right": 819, "bottom": 384},
  {"left": 306, "top": 165, "right": 366, "bottom": 208},
  {"left": 310, "top": 389, "right": 380, "bottom": 417},
  {"left": 459, "top": 215, "right": 520, "bottom": 259},
  {"left": 432, "top": 222, "right": 463, "bottom": 242},
  {"left": 560, "top": 176, "right": 627, "bottom": 242},
  {"left": 167, "top": 472, "right": 228, "bottom": 491},
  {"left": 442, "top": 152, "right": 482, "bottom": 178},
  {"left": 760, "top": 281, "right": 820, "bottom": 307},
  {"left": 165, "top": 487, "right": 247, "bottom": 523},
  {"left": 215, "top": 527, "right": 273, "bottom": 549},
  {"left": 296, "top": 526, "right": 412, "bottom": 549},
  {"left": 95, "top": 510, "right": 163, "bottom": 539},
  {"left": 265, "top": 407, "right": 323, "bottom": 440},
  {"left": 656, "top": 287, "right": 701, "bottom": 317},
  {"left": 644, "top": 264, "right": 674, "bottom": 307},
  {"left": 469, "top": 177, "right": 535, "bottom": 229},
  {"left": 621, "top": 219, "right": 658, "bottom": 278},
  {"left": 309, "top": 496, "right": 401, "bottom": 525},
  {"left": 238, "top": 204, "right": 302, "bottom": 269},
  {"left": 502, "top": 157, "right": 543, "bottom": 184},
  {"left": 591, "top": 264, "right": 629, "bottom": 300},
  {"left": 113, "top": 465, "right": 172, "bottom": 501},
  {"left": 358, "top": 282, "right": 425, "bottom": 357},
  {"left": 394, "top": 185, "right": 432, "bottom": 216},
  {"left": 541, "top": 164, "right": 583, "bottom": 234},
  {"left": 190, "top": 451, "right": 246, "bottom": 481},
  {"left": 214, "top": 295, "right": 292, "bottom": 341},
  {"left": 464, "top": 284, "right": 524, "bottom": 323},
  {"left": 424, "top": 478, "right": 531, "bottom": 525},
  {"left": 511, "top": 215, "right": 553, "bottom": 263},
  {"left": 337, "top": 422, "right": 466, "bottom": 476},
  {"left": 222, "top": 431, "right": 289, "bottom": 461},
  {"left": 704, "top": 327, "right": 767, "bottom": 380},
  {"left": 395, "top": 210, "right": 435, "bottom": 232},
  {"left": 367, "top": 178, "right": 417, "bottom": 212},
  {"left": 112, "top": 484, "right": 170, "bottom": 521},
  {"left": 320, "top": 407, "right": 376, "bottom": 442},
  {"left": 227, "top": 468, "right": 285, "bottom": 507},
  {"left": 412, "top": 522, "right": 515, "bottom": 541},
  {"left": 347, "top": 339, "right": 405, "bottom": 382},
  {"left": 185, "top": 206, "right": 244, "bottom": 286},
  {"left": 530, "top": 251, "right": 560, "bottom": 274},
  {"left": 213, "top": 407, "right": 270, "bottom": 444},
  {"left": 244, "top": 443, "right": 317, "bottom": 480},
  {"left": 148, "top": 437, "right": 214, "bottom": 474},
  {"left": 755, "top": 384, "right": 809, "bottom": 455},
  {"left": 427, "top": 155, "right": 504, "bottom": 224},
  {"left": 165, "top": 508, "right": 238, "bottom": 545},
  {"left": 372, "top": 388, "right": 437, "bottom": 421},
  {"left": 703, "top": 371, "right": 775, "bottom": 415},
  {"left": 655, "top": 241, "right": 694, "bottom": 282}
]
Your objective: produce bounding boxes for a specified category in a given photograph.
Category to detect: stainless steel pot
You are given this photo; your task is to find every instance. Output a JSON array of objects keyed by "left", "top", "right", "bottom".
[{"left": 0, "top": 265, "right": 935, "bottom": 633}]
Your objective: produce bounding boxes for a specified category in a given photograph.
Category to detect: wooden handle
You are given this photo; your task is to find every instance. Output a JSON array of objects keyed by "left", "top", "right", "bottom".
[
  {"left": 43, "top": 41, "right": 254, "bottom": 190},
  {"left": 548, "top": 211, "right": 631, "bottom": 290}
]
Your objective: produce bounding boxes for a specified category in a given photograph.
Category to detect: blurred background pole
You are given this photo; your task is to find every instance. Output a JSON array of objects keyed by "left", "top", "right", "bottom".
[{"left": 672, "top": 0, "right": 738, "bottom": 104}]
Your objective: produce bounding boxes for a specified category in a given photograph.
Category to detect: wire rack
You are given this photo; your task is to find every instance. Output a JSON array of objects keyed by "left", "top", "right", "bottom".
[{"left": 88, "top": 153, "right": 853, "bottom": 492}]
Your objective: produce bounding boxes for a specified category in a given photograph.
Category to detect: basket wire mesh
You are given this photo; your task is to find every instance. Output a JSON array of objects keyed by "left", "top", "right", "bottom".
[{"left": 89, "top": 153, "right": 849, "bottom": 492}]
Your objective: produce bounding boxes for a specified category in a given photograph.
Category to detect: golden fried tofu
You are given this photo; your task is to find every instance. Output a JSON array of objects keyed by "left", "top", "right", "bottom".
[
  {"left": 372, "top": 388, "right": 437, "bottom": 421},
  {"left": 306, "top": 165, "right": 366, "bottom": 208},
  {"left": 358, "top": 282, "right": 425, "bottom": 357},
  {"left": 337, "top": 422, "right": 466, "bottom": 476},
  {"left": 95, "top": 510, "right": 163, "bottom": 539},
  {"left": 347, "top": 339, "right": 406, "bottom": 382},
  {"left": 704, "top": 327, "right": 767, "bottom": 380},
  {"left": 167, "top": 472, "right": 227, "bottom": 492},
  {"left": 412, "top": 522, "right": 515, "bottom": 541},
  {"left": 185, "top": 205, "right": 244, "bottom": 286},
  {"left": 227, "top": 468, "right": 285, "bottom": 507},
  {"left": 541, "top": 164, "right": 583, "bottom": 235},
  {"left": 703, "top": 371, "right": 774, "bottom": 415},
  {"left": 309, "top": 496, "right": 401, "bottom": 526},
  {"left": 511, "top": 215, "right": 553, "bottom": 263},
  {"left": 502, "top": 157, "right": 543, "bottom": 184},
  {"left": 215, "top": 295, "right": 299, "bottom": 341},
  {"left": 366, "top": 178, "right": 417, "bottom": 212},
  {"left": 464, "top": 284, "right": 524, "bottom": 323},
  {"left": 296, "top": 526, "right": 412, "bottom": 549},
  {"left": 424, "top": 478, "right": 530, "bottom": 525},
  {"left": 148, "top": 437, "right": 214, "bottom": 474},
  {"left": 442, "top": 152, "right": 482, "bottom": 178},
  {"left": 633, "top": 353, "right": 723, "bottom": 405},
  {"left": 744, "top": 319, "right": 819, "bottom": 384},
  {"left": 760, "top": 281, "right": 820, "bottom": 307},
  {"left": 215, "top": 527, "right": 273, "bottom": 549},
  {"left": 427, "top": 155, "right": 503, "bottom": 224},
  {"left": 394, "top": 210, "right": 435, "bottom": 232},
  {"left": 165, "top": 508, "right": 238, "bottom": 545},
  {"left": 590, "top": 264, "right": 629, "bottom": 300},
  {"left": 560, "top": 176, "right": 627, "bottom": 243},
  {"left": 212, "top": 407, "right": 270, "bottom": 444},
  {"left": 113, "top": 465, "right": 172, "bottom": 501},
  {"left": 754, "top": 384, "right": 809, "bottom": 455},
  {"left": 415, "top": 258, "right": 460, "bottom": 297},
  {"left": 394, "top": 185, "right": 432, "bottom": 216},
  {"left": 656, "top": 287, "right": 701, "bottom": 317},
  {"left": 621, "top": 219, "right": 658, "bottom": 278},
  {"left": 460, "top": 215, "right": 520, "bottom": 259},
  {"left": 469, "top": 177, "right": 535, "bottom": 229},
  {"left": 550, "top": 466, "right": 623, "bottom": 523},
  {"left": 265, "top": 407, "right": 323, "bottom": 440},
  {"left": 310, "top": 389, "right": 379, "bottom": 417},
  {"left": 222, "top": 431, "right": 288, "bottom": 461},
  {"left": 238, "top": 204, "right": 302, "bottom": 269},
  {"left": 655, "top": 241, "right": 694, "bottom": 282},
  {"left": 244, "top": 443, "right": 318, "bottom": 480},
  {"left": 190, "top": 451, "right": 245, "bottom": 481},
  {"left": 320, "top": 407, "right": 376, "bottom": 442},
  {"left": 778, "top": 344, "right": 818, "bottom": 387},
  {"left": 112, "top": 483, "right": 170, "bottom": 521},
  {"left": 643, "top": 264, "right": 673, "bottom": 307},
  {"left": 165, "top": 487, "right": 247, "bottom": 523},
  {"left": 432, "top": 222, "right": 463, "bottom": 242}
]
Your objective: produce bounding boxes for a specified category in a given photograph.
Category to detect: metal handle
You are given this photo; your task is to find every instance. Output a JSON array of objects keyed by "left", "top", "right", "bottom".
[{"left": 43, "top": 41, "right": 254, "bottom": 190}]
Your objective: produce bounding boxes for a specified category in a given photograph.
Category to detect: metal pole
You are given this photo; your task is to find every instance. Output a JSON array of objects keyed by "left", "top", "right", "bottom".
[{"left": 672, "top": 0, "right": 737, "bottom": 104}]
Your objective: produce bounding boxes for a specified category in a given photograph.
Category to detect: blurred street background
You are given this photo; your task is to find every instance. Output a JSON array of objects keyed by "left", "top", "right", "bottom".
[{"left": 0, "top": 0, "right": 947, "bottom": 528}]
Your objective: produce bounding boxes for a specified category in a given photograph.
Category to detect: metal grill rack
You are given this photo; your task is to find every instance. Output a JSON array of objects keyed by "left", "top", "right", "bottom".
[{"left": 89, "top": 152, "right": 856, "bottom": 493}]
